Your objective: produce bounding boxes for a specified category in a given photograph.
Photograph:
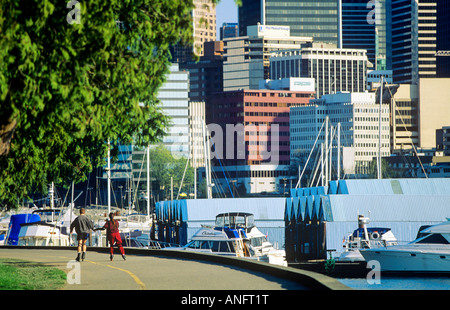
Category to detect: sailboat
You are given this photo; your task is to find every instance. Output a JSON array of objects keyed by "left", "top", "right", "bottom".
[
  {"left": 93, "top": 142, "right": 153, "bottom": 247},
  {"left": 16, "top": 183, "right": 75, "bottom": 246}
]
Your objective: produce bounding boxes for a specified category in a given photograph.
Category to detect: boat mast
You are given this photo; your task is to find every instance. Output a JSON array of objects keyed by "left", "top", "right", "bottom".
[
  {"left": 107, "top": 139, "right": 111, "bottom": 214},
  {"left": 325, "top": 116, "right": 329, "bottom": 185},
  {"left": 377, "top": 76, "right": 383, "bottom": 179},
  {"left": 329, "top": 124, "right": 333, "bottom": 182},
  {"left": 147, "top": 145, "right": 150, "bottom": 217},
  {"left": 49, "top": 182, "right": 54, "bottom": 209},
  {"left": 202, "top": 119, "right": 212, "bottom": 199},
  {"left": 337, "top": 122, "right": 341, "bottom": 180}
]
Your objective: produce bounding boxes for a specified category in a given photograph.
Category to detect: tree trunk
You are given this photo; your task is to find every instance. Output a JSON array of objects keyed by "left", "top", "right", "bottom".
[{"left": 0, "top": 117, "right": 17, "bottom": 156}]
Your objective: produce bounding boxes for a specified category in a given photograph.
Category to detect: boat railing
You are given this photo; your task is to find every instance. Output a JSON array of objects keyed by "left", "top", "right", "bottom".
[{"left": 146, "top": 240, "right": 182, "bottom": 249}]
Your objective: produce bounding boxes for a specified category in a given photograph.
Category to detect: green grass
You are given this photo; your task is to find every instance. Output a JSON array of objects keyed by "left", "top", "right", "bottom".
[{"left": 0, "top": 258, "right": 66, "bottom": 290}]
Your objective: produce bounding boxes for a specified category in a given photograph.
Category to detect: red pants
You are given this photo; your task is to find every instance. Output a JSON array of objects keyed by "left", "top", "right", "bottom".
[{"left": 108, "top": 232, "right": 125, "bottom": 256}]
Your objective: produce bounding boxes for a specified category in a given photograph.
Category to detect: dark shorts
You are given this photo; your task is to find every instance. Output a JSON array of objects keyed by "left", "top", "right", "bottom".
[{"left": 77, "top": 233, "right": 89, "bottom": 241}]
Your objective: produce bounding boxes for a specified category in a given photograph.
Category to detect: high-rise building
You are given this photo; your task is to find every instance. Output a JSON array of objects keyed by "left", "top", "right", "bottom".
[
  {"left": 181, "top": 41, "right": 224, "bottom": 103},
  {"left": 189, "top": 101, "right": 206, "bottom": 170},
  {"left": 290, "top": 92, "right": 390, "bottom": 177},
  {"left": 220, "top": 22, "right": 239, "bottom": 40},
  {"left": 437, "top": 0, "right": 450, "bottom": 77},
  {"left": 389, "top": 83, "right": 419, "bottom": 153},
  {"left": 207, "top": 86, "right": 315, "bottom": 194},
  {"left": 270, "top": 46, "right": 369, "bottom": 98},
  {"left": 157, "top": 63, "right": 190, "bottom": 158},
  {"left": 171, "top": 0, "right": 217, "bottom": 63},
  {"left": 341, "top": 0, "right": 391, "bottom": 70},
  {"left": 223, "top": 25, "right": 313, "bottom": 91},
  {"left": 193, "top": 0, "right": 216, "bottom": 56},
  {"left": 388, "top": 78, "right": 450, "bottom": 153},
  {"left": 391, "top": 0, "right": 437, "bottom": 84},
  {"left": 418, "top": 78, "right": 450, "bottom": 149},
  {"left": 238, "top": 0, "right": 339, "bottom": 45}
]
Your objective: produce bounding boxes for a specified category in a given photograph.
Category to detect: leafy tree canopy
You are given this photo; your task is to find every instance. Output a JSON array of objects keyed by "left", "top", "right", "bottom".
[
  {"left": 0, "top": 0, "right": 211, "bottom": 208},
  {"left": 149, "top": 144, "right": 194, "bottom": 198}
]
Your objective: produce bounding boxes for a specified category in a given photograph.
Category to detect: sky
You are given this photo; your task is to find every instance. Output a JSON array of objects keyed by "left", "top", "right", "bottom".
[{"left": 215, "top": 0, "right": 238, "bottom": 37}]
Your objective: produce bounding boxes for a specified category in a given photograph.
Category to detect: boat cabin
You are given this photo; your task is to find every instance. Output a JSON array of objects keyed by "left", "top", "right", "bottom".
[{"left": 214, "top": 213, "right": 255, "bottom": 231}]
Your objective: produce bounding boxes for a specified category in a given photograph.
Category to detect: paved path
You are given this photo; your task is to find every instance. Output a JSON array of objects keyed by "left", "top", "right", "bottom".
[{"left": 0, "top": 248, "right": 327, "bottom": 290}]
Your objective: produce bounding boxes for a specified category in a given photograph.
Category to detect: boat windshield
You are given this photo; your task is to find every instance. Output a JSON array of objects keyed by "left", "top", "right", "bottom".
[
  {"left": 186, "top": 240, "right": 236, "bottom": 253},
  {"left": 249, "top": 236, "right": 269, "bottom": 247},
  {"left": 415, "top": 233, "right": 450, "bottom": 244},
  {"left": 215, "top": 213, "right": 255, "bottom": 228}
]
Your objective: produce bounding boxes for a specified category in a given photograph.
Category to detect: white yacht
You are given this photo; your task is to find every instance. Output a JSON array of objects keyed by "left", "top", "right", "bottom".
[
  {"left": 339, "top": 215, "right": 398, "bottom": 262},
  {"left": 18, "top": 209, "right": 71, "bottom": 246},
  {"left": 360, "top": 220, "right": 450, "bottom": 273},
  {"left": 167, "top": 213, "right": 287, "bottom": 267}
]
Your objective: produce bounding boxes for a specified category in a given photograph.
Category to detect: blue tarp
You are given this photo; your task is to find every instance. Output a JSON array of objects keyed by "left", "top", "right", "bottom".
[{"left": 6, "top": 213, "right": 40, "bottom": 245}]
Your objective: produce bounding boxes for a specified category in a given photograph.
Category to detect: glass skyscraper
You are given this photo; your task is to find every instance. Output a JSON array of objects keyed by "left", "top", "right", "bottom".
[
  {"left": 239, "top": 0, "right": 339, "bottom": 46},
  {"left": 437, "top": 0, "right": 450, "bottom": 77},
  {"left": 391, "top": 0, "right": 437, "bottom": 84},
  {"left": 342, "top": 0, "right": 392, "bottom": 70}
]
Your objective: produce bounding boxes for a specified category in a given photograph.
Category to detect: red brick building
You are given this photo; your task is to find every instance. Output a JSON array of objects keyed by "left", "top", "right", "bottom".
[{"left": 206, "top": 89, "right": 314, "bottom": 194}]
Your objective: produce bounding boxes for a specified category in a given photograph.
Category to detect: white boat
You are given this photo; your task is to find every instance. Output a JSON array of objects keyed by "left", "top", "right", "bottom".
[
  {"left": 18, "top": 209, "right": 71, "bottom": 246},
  {"left": 0, "top": 213, "right": 12, "bottom": 245},
  {"left": 360, "top": 220, "right": 450, "bottom": 273},
  {"left": 339, "top": 215, "right": 398, "bottom": 262},
  {"left": 166, "top": 212, "right": 287, "bottom": 267}
]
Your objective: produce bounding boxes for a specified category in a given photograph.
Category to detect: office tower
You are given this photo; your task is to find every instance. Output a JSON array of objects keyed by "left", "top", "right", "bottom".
[
  {"left": 389, "top": 78, "right": 450, "bottom": 152},
  {"left": 189, "top": 101, "right": 206, "bottom": 170},
  {"left": 157, "top": 63, "right": 190, "bottom": 158},
  {"left": 223, "top": 25, "right": 313, "bottom": 91},
  {"left": 181, "top": 41, "right": 224, "bottom": 103},
  {"left": 220, "top": 23, "right": 239, "bottom": 40},
  {"left": 418, "top": 78, "right": 450, "bottom": 149},
  {"left": 389, "top": 84, "right": 419, "bottom": 153},
  {"left": 270, "top": 45, "right": 369, "bottom": 98},
  {"left": 238, "top": 0, "right": 339, "bottom": 45},
  {"left": 290, "top": 92, "right": 390, "bottom": 177},
  {"left": 207, "top": 86, "right": 315, "bottom": 194},
  {"left": 171, "top": 0, "right": 217, "bottom": 63},
  {"left": 341, "top": 0, "right": 392, "bottom": 70},
  {"left": 391, "top": 0, "right": 437, "bottom": 84},
  {"left": 437, "top": 0, "right": 450, "bottom": 77},
  {"left": 193, "top": 0, "right": 216, "bottom": 56},
  {"left": 367, "top": 70, "right": 393, "bottom": 90}
]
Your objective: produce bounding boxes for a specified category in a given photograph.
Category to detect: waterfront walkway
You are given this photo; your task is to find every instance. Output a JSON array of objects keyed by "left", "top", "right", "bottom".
[{"left": 0, "top": 247, "right": 349, "bottom": 290}]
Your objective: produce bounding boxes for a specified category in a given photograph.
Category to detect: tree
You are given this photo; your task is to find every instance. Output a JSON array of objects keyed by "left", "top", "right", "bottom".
[
  {"left": 149, "top": 144, "right": 194, "bottom": 199},
  {"left": 0, "top": 0, "right": 205, "bottom": 208},
  {"left": 368, "top": 158, "right": 405, "bottom": 179}
]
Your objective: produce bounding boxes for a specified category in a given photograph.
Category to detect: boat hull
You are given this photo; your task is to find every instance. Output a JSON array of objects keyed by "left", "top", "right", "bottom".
[
  {"left": 18, "top": 224, "right": 70, "bottom": 246},
  {"left": 360, "top": 245, "right": 450, "bottom": 273},
  {"left": 339, "top": 250, "right": 365, "bottom": 262}
]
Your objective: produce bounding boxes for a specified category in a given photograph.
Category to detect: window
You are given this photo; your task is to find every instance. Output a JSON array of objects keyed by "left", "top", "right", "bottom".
[{"left": 416, "top": 234, "right": 449, "bottom": 244}]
